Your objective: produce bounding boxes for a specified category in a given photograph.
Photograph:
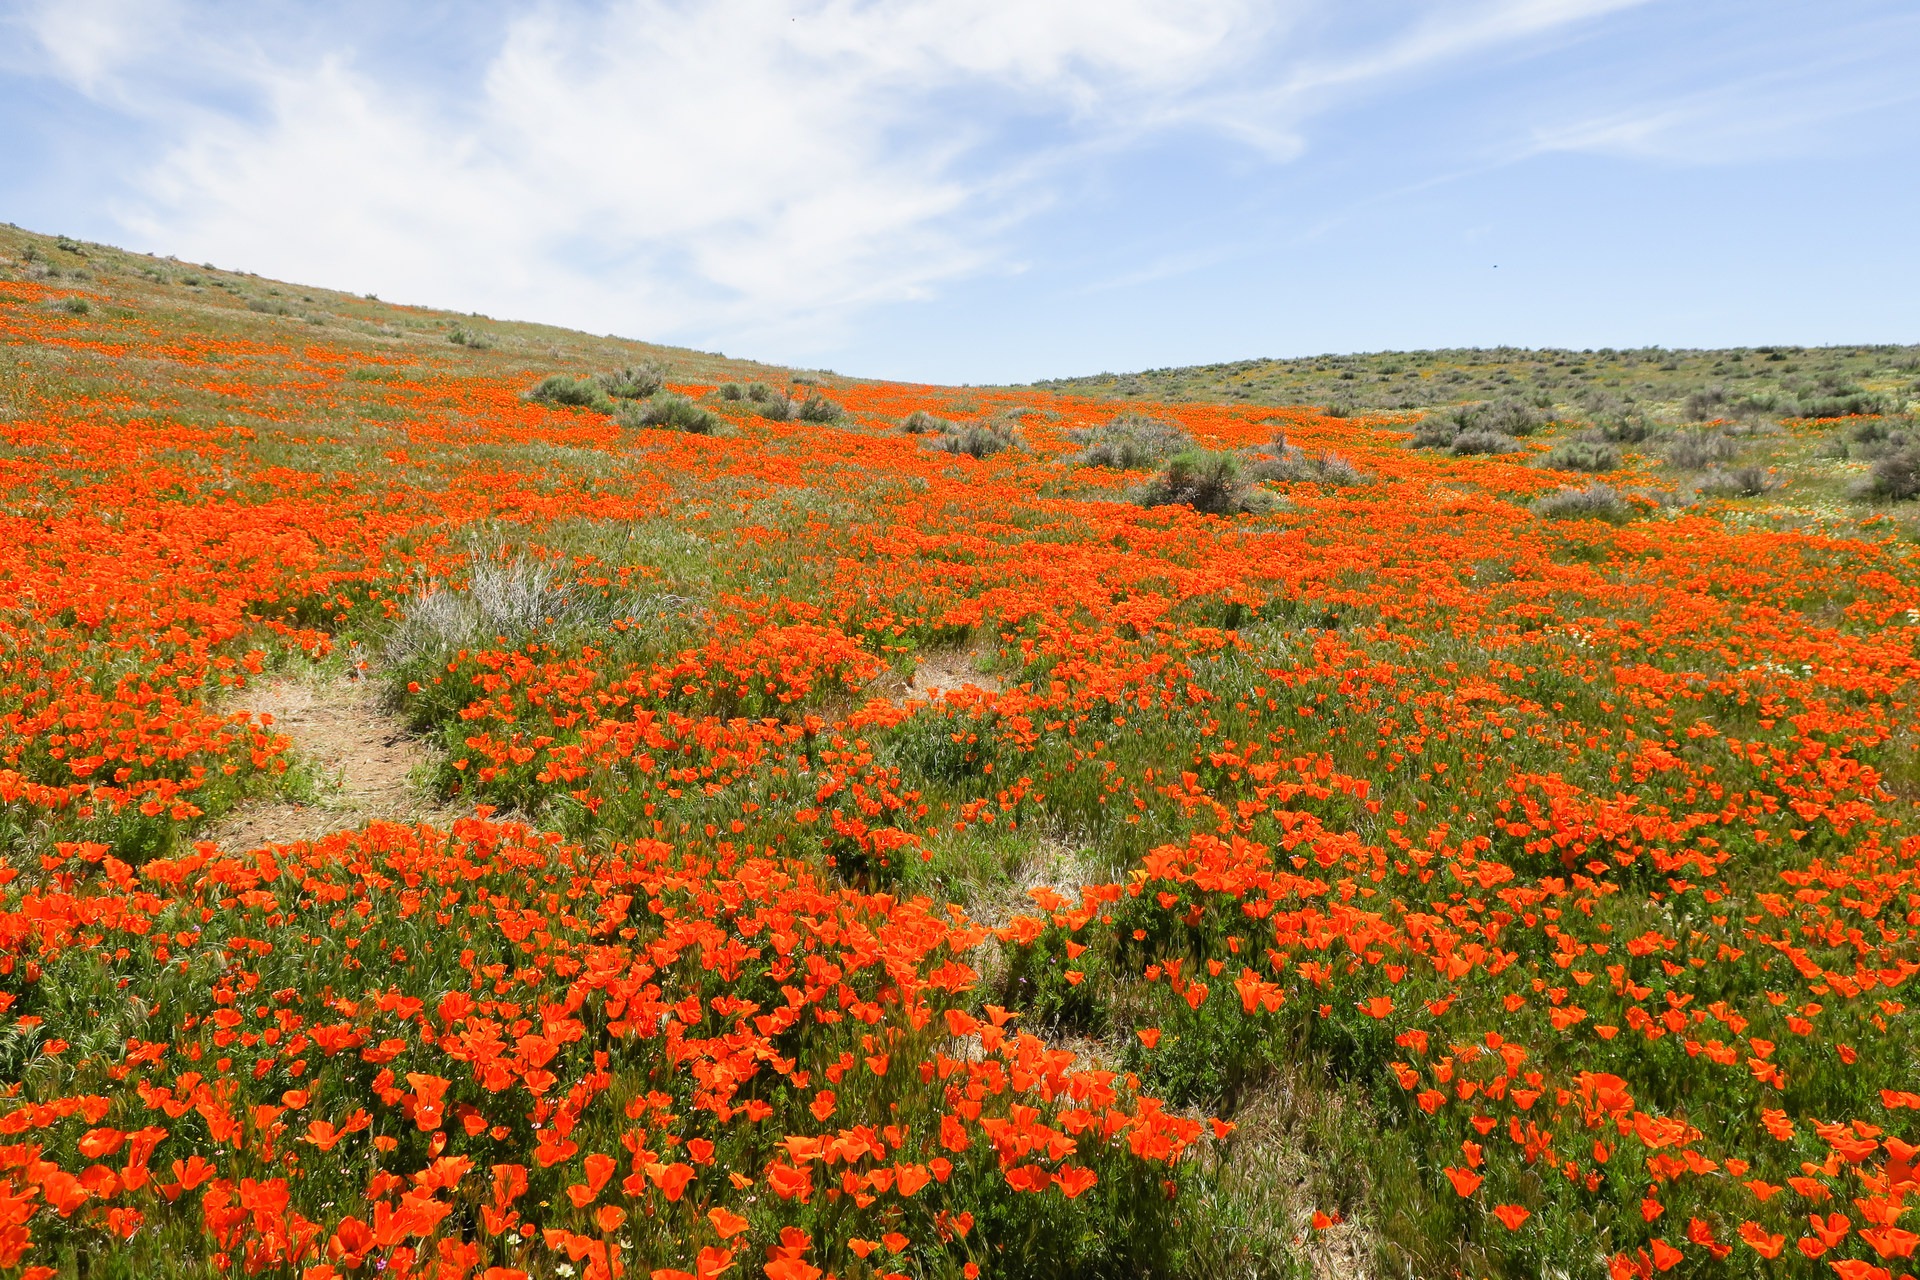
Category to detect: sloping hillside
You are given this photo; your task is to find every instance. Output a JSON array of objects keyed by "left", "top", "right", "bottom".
[{"left": 2, "top": 225, "right": 1918, "bottom": 1280}]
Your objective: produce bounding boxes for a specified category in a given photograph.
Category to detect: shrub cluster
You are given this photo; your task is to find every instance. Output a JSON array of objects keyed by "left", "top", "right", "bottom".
[
  {"left": 1594, "top": 409, "right": 1660, "bottom": 443},
  {"left": 597, "top": 363, "right": 667, "bottom": 399},
  {"left": 1539, "top": 437, "right": 1621, "bottom": 473},
  {"left": 1696, "top": 464, "right": 1773, "bottom": 498},
  {"left": 616, "top": 392, "right": 722, "bottom": 435},
  {"left": 731, "top": 385, "right": 843, "bottom": 423},
  {"left": 1412, "top": 397, "right": 1545, "bottom": 454},
  {"left": 1241, "top": 433, "right": 1367, "bottom": 486},
  {"left": 1662, "top": 427, "right": 1741, "bottom": 471},
  {"left": 1530, "top": 481, "right": 1635, "bottom": 523},
  {"left": 527, "top": 364, "right": 670, "bottom": 413},
  {"left": 898, "top": 409, "right": 950, "bottom": 434},
  {"left": 525, "top": 373, "right": 603, "bottom": 408},
  {"left": 930, "top": 417, "right": 1021, "bottom": 459},
  {"left": 1854, "top": 445, "right": 1920, "bottom": 501},
  {"left": 1135, "top": 449, "right": 1273, "bottom": 515},
  {"left": 1066, "top": 415, "right": 1193, "bottom": 468},
  {"left": 1820, "top": 416, "right": 1916, "bottom": 462}
]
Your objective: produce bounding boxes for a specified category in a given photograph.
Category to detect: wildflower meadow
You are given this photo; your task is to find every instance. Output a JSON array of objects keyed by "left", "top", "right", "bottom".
[{"left": 1, "top": 234, "right": 1917, "bottom": 1280}]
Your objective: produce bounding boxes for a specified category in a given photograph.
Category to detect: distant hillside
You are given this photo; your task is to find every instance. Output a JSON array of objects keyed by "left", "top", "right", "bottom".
[
  {"left": 1033, "top": 343, "right": 1920, "bottom": 420},
  {"left": 0, "top": 222, "right": 813, "bottom": 390}
]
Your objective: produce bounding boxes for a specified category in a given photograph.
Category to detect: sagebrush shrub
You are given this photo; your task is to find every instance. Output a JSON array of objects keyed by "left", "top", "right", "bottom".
[
  {"left": 1596, "top": 411, "right": 1659, "bottom": 443},
  {"left": 1798, "top": 391, "right": 1892, "bottom": 419},
  {"left": 1424, "top": 398, "right": 1546, "bottom": 447},
  {"left": 1855, "top": 447, "right": 1920, "bottom": 501},
  {"left": 1540, "top": 438, "right": 1620, "bottom": 473},
  {"left": 1697, "top": 464, "right": 1772, "bottom": 498},
  {"left": 932, "top": 419, "right": 1020, "bottom": 459},
  {"left": 900, "top": 409, "right": 948, "bottom": 434},
  {"left": 525, "top": 374, "right": 603, "bottom": 408},
  {"left": 1478, "top": 397, "right": 1547, "bottom": 437},
  {"left": 1531, "top": 482, "right": 1633, "bottom": 523},
  {"left": 616, "top": 392, "right": 720, "bottom": 434},
  {"left": 1136, "top": 450, "right": 1270, "bottom": 515},
  {"left": 1451, "top": 430, "right": 1521, "bottom": 456},
  {"left": 1663, "top": 428, "right": 1739, "bottom": 470},
  {"left": 1242, "top": 434, "right": 1367, "bottom": 486},
  {"left": 386, "top": 555, "right": 590, "bottom": 663},
  {"left": 597, "top": 363, "right": 666, "bottom": 399},
  {"left": 795, "top": 393, "right": 844, "bottom": 423},
  {"left": 1681, "top": 386, "right": 1728, "bottom": 421},
  {"left": 1068, "top": 415, "right": 1193, "bottom": 468}
]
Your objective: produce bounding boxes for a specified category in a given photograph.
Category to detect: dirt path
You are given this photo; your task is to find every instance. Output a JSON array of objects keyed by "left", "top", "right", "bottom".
[
  {"left": 906, "top": 641, "right": 1005, "bottom": 700},
  {"left": 206, "top": 671, "right": 466, "bottom": 850}
]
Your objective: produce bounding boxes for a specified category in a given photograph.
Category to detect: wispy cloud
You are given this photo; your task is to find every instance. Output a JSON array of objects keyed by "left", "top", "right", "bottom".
[
  {"left": 2, "top": 0, "right": 1727, "bottom": 352},
  {"left": 1523, "top": 8, "right": 1920, "bottom": 164}
]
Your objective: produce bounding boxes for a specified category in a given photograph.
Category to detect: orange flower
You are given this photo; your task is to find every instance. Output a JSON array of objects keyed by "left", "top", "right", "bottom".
[
  {"left": 707, "top": 1207, "right": 749, "bottom": 1240},
  {"left": 648, "top": 1161, "right": 696, "bottom": 1202}
]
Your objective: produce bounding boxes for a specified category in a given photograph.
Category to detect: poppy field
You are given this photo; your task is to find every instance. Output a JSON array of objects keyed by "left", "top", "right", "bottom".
[{"left": 2, "top": 231, "right": 1918, "bottom": 1280}]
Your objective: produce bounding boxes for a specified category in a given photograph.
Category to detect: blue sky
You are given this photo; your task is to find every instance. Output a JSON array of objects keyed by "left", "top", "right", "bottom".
[{"left": 3, "top": 0, "right": 1917, "bottom": 384}]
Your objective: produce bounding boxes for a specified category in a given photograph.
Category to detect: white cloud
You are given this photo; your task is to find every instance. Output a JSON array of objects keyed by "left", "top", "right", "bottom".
[
  {"left": 4, "top": 0, "right": 168, "bottom": 94},
  {"left": 1529, "top": 62, "right": 1920, "bottom": 165},
  {"left": 11, "top": 0, "right": 1658, "bottom": 352}
]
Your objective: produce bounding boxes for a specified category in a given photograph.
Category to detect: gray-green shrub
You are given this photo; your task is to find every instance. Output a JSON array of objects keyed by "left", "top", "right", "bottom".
[
  {"left": 1067, "top": 415, "right": 1193, "bottom": 468},
  {"left": 526, "top": 374, "right": 604, "bottom": 408},
  {"left": 597, "top": 363, "right": 667, "bottom": 399},
  {"left": 932, "top": 420, "right": 1020, "bottom": 459},
  {"left": 900, "top": 410, "right": 948, "bottom": 435},
  {"left": 1531, "top": 483, "right": 1633, "bottom": 523},
  {"left": 1697, "top": 465, "right": 1772, "bottom": 498},
  {"left": 1540, "top": 438, "right": 1620, "bottom": 472},
  {"left": 1854, "top": 447, "right": 1920, "bottom": 501},
  {"left": 1243, "top": 434, "right": 1367, "bottom": 486},
  {"left": 1663, "top": 428, "right": 1739, "bottom": 470},
  {"left": 794, "top": 393, "right": 844, "bottom": 423},
  {"left": 617, "top": 392, "right": 720, "bottom": 434},
  {"left": 1451, "top": 430, "right": 1522, "bottom": 456},
  {"left": 1136, "top": 450, "right": 1271, "bottom": 515}
]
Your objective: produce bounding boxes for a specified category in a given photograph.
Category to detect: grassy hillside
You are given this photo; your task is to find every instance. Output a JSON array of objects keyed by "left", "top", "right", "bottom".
[
  {"left": 2, "top": 224, "right": 1918, "bottom": 1280},
  {"left": 1, "top": 223, "right": 817, "bottom": 389},
  {"left": 1034, "top": 343, "right": 1920, "bottom": 420}
]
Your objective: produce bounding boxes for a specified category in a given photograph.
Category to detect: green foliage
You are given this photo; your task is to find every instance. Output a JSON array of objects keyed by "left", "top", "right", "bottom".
[
  {"left": 1697, "top": 464, "right": 1773, "bottom": 498},
  {"left": 525, "top": 373, "right": 605, "bottom": 408},
  {"left": 616, "top": 391, "right": 722, "bottom": 434},
  {"left": 1067, "top": 415, "right": 1193, "bottom": 469},
  {"left": 1530, "top": 482, "right": 1634, "bottom": 523},
  {"left": 931, "top": 418, "right": 1021, "bottom": 459},
  {"left": 1136, "top": 450, "right": 1271, "bottom": 514},
  {"left": 794, "top": 392, "right": 845, "bottom": 423},
  {"left": 596, "top": 362, "right": 667, "bottom": 398},
  {"left": 1855, "top": 446, "right": 1920, "bottom": 501},
  {"left": 900, "top": 409, "right": 949, "bottom": 434},
  {"left": 1662, "top": 427, "right": 1739, "bottom": 470},
  {"left": 1450, "top": 430, "right": 1522, "bottom": 456},
  {"left": 1242, "top": 434, "right": 1367, "bottom": 486},
  {"left": 1539, "top": 438, "right": 1620, "bottom": 473}
]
